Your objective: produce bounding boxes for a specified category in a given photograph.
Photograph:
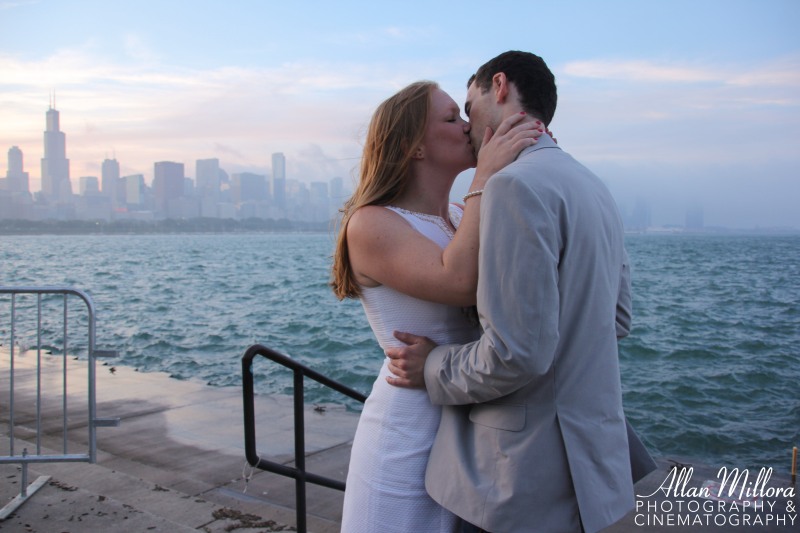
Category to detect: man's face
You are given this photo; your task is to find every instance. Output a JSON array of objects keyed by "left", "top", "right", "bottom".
[{"left": 464, "top": 80, "right": 497, "bottom": 153}]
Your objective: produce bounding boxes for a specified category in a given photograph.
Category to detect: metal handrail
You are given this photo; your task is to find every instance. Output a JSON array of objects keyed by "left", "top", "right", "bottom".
[{"left": 242, "top": 343, "right": 366, "bottom": 533}]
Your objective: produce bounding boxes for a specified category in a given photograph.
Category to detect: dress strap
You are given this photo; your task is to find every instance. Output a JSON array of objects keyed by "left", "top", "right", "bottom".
[{"left": 448, "top": 203, "right": 463, "bottom": 230}]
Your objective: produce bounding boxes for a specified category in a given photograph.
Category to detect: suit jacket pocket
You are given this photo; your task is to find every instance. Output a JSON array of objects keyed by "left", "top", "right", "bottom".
[{"left": 469, "top": 402, "right": 526, "bottom": 431}]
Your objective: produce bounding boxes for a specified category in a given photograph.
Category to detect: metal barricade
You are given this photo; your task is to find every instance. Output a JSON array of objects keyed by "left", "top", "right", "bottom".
[
  {"left": 0, "top": 286, "right": 119, "bottom": 520},
  {"left": 242, "top": 343, "right": 366, "bottom": 533}
]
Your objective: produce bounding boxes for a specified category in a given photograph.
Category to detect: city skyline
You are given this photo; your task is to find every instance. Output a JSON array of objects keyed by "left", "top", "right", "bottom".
[
  {"left": 1, "top": 104, "right": 348, "bottom": 223},
  {"left": 4, "top": 102, "right": 333, "bottom": 189},
  {"left": 0, "top": 79, "right": 793, "bottom": 231},
  {"left": 1, "top": 0, "right": 798, "bottom": 229},
  {"left": 0, "top": 104, "right": 779, "bottom": 233}
]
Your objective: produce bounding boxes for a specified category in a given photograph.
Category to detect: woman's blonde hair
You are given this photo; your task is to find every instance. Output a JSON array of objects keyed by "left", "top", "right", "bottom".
[{"left": 331, "top": 81, "right": 437, "bottom": 300}]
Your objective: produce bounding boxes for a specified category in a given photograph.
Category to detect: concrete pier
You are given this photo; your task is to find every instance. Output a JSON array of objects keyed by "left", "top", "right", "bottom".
[
  {"left": 2, "top": 352, "right": 797, "bottom": 532},
  {"left": 1, "top": 352, "right": 359, "bottom": 532}
]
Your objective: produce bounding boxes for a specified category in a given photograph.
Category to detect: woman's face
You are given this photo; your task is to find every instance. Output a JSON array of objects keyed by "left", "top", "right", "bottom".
[{"left": 419, "top": 88, "right": 476, "bottom": 173}]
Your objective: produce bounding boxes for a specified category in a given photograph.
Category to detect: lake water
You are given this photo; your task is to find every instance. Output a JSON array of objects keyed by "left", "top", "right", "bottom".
[{"left": 1, "top": 231, "right": 798, "bottom": 472}]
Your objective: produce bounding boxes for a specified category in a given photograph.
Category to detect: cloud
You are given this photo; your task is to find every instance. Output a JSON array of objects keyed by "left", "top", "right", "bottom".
[
  {"left": 290, "top": 143, "right": 360, "bottom": 182},
  {"left": 0, "top": 0, "right": 38, "bottom": 10},
  {"left": 545, "top": 55, "right": 800, "bottom": 227},
  {"left": 122, "top": 33, "right": 160, "bottom": 64},
  {"left": 562, "top": 56, "right": 800, "bottom": 92},
  {"left": 727, "top": 57, "right": 800, "bottom": 88},
  {"left": 321, "top": 24, "right": 437, "bottom": 49},
  {"left": 212, "top": 143, "right": 246, "bottom": 161},
  {"left": 0, "top": 45, "right": 410, "bottom": 185},
  {"left": 564, "top": 60, "right": 719, "bottom": 84},
  {"left": 555, "top": 56, "right": 800, "bottom": 139}
]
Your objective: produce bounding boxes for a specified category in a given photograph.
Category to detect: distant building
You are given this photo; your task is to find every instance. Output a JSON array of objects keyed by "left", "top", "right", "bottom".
[
  {"left": 309, "top": 181, "right": 328, "bottom": 201},
  {"left": 5, "top": 146, "right": 30, "bottom": 194},
  {"left": 40, "top": 103, "right": 73, "bottom": 202},
  {"left": 79, "top": 176, "right": 100, "bottom": 195},
  {"left": 183, "top": 177, "right": 194, "bottom": 197},
  {"left": 231, "top": 172, "right": 267, "bottom": 205},
  {"left": 329, "top": 176, "right": 345, "bottom": 203},
  {"left": 124, "top": 174, "right": 146, "bottom": 207},
  {"left": 625, "top": 197, "right": 652, "bottom": 232},
  {"left": 170, "top": 196, "right": 201, "bottom": 219},
  {"left": 218, "top": 202, "right": 236, "bottom": 219},
  {"left": 75, "top": 192, "right": 111, "bottom": 221},
  {"left": 0, "top": 145, "right": 33, "bottom": 219},
  {"left": 271, "top": 152, "right": 286, "bottom": 209},
  {"left": 1, "top": 108, "right": 358, "bottom": 224},
  {"left": 102, "top": 158, "right": 120, "bottom": 207},
  {"left": 328, "top": 176, "right": 350, "bottom": 220},
  {"left": 309, "top": 181, "right": 330, "bottom": 222},
  {"left": 153, "top": 161, "right": 185, "bottom": 217},
  {"left": 196, "top": 158, "right": 221, "bottom": 201}
]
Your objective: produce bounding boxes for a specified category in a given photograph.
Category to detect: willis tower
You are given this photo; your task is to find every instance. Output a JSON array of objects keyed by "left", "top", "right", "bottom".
[{"left": 40, "top": 96, "right": 72, "bottom": 202}]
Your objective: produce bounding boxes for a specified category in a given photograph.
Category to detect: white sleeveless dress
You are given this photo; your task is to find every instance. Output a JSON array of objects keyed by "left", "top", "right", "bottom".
[{"left": 340, "top": 205, "right": 480, "bottom": 533}]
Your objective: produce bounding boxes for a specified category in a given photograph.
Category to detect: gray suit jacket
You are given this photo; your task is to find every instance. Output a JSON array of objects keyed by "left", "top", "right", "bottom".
[{"left": 424, "top": 134, "right": 634, "bottom": 533}]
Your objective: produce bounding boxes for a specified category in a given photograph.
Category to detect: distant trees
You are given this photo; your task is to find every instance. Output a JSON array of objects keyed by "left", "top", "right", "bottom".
[{"left": 0, "top": 217, "right": 330, "bottom": 235}]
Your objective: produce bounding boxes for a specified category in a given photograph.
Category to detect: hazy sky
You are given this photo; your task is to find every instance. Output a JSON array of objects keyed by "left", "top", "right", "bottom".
[{"left": 1, "top": 0, "right": 798, "bottom": 228}]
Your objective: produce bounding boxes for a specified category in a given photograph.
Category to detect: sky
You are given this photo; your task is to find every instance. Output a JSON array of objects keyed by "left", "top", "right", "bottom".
[{"left": 1, "top": 0, "right": 798, "bottom": 229}]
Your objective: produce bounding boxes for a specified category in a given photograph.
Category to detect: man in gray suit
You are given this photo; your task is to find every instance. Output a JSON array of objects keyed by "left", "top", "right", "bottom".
[{"left": 386, "top": 51, "right": 636, "bottom": 533}]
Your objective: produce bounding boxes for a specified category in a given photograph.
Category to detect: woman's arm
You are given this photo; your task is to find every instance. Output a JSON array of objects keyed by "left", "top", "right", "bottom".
[{"left": 347, "top": 114, "right": 543, "bottom": 306}]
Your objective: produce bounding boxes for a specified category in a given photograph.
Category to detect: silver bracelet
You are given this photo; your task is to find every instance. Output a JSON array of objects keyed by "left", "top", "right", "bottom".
[{"left": 462, "top": 189, "right": 484, "bottom": 202}]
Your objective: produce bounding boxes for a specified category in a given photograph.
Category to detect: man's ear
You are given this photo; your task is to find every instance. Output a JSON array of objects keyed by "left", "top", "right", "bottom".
[{"left": 492, "top": 72, "right": 510, "bottom": 104}]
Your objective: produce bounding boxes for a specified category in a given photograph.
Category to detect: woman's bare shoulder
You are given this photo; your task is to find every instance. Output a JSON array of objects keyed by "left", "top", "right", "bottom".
[{"left": 347, "top": 205, "right": 410, "bottom": 241}]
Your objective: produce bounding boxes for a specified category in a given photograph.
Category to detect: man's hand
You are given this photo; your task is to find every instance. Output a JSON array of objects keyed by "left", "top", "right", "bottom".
[{"left": 385, "top": 331, "right": 437, "bottom": 389}]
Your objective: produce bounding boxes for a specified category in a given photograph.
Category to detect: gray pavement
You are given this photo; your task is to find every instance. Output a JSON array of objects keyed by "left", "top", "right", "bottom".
[
  {"left": 2, "top": 352, "right": 797, "bottom": 532},
  {"left": 1, "top": 353, "right": 359, "bottom": 532}
]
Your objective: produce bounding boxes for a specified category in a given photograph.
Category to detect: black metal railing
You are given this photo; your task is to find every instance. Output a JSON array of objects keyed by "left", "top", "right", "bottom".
[{"left": 241, "top": 343, "right": 366, "bottom": 533}]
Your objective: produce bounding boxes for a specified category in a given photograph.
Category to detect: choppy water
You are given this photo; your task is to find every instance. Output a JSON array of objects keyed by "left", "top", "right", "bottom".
[{"left": 1, "top": 232, "right": 798, "bottom": 471}]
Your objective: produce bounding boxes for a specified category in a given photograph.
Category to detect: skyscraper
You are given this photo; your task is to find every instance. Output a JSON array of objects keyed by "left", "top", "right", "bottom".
[
  {"left": 271, "top": 152, "right": 286, "bottom": 208},
  {"left": 230, "top": 172, "right": 268, "bottom": 204},
  {"left": 40, "top": 102, "right": 72, "bottom": 202},
  {"left": 196, "top": 158, "right": 221, "bottom": 201},
  {"left": 153, "top": 161, "right": 185, "bottom": 216},
  {"left": 5, "top": 146, "right": 30, "bottom": 194},
  {"left": 102, "top": 158, "right": 120, "bottom": 207},
  {"left": 124, "top": 174, "right": 145, "bottom": 207}
]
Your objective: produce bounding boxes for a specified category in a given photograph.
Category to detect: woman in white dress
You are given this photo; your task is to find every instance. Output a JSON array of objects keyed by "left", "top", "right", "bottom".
[{"left": 331, "top": 81, "right": 543, "bottom": 532}]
